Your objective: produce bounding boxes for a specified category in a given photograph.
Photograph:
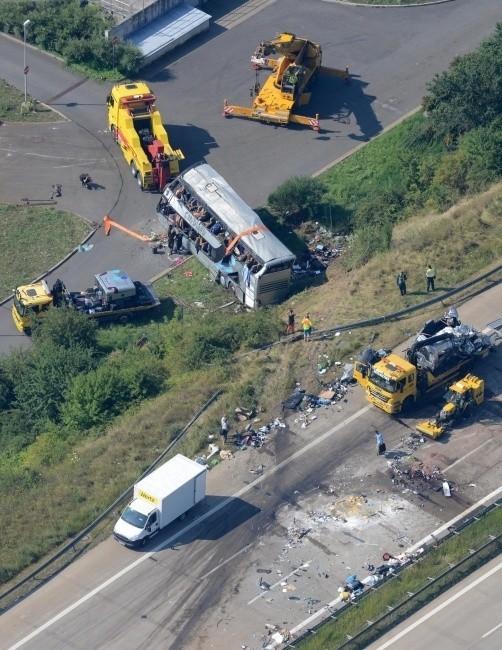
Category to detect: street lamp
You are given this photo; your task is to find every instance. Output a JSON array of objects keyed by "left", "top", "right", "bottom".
[{"left": 23, "top": 19, "right": 31, "bottom": 103}]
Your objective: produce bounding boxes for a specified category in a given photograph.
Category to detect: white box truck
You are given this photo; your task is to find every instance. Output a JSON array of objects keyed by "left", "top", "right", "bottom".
[{"left": 114, "top": 454, "right": 207, "bottom": 547}]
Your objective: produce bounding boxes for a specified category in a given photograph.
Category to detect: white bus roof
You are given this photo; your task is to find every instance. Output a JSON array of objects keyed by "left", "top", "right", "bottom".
[{"left": 179, "top": 164, "right": 296, "bottom": 266}]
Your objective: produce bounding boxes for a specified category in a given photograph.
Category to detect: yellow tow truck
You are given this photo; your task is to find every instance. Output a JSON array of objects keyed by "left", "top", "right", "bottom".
[
  {"left": 12, "top": 270, "right": 160, "bottom": 334},
  {"left": 223, "top": 32, "right": 349, "bottom": 130},
  {"left": 107, "top": 81, "right": 184, "bottom": 191}
]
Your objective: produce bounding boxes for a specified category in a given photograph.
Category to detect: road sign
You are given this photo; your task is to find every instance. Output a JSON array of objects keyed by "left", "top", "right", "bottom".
[{"left": 24, "top": 65, "right": 29, "bottom": 75}]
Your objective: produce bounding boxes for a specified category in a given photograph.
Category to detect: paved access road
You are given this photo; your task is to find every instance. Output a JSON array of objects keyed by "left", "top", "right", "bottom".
[{"left": 370, "top": 556, "right": 502, "bottom": 650}]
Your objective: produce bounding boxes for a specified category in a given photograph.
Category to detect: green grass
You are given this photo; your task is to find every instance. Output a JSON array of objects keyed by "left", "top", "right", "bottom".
[
  {"left": 154, "top": 257, "right": 231, "bottom": 311},
  {"left": 0, "top": 78, "right": 63, "bottom": 123},
  {"left": 0, "top": 205, "right": 93, "bottom": 299},
  {"left": 297, "top": 507, "right": 502, "bottom": 649}
]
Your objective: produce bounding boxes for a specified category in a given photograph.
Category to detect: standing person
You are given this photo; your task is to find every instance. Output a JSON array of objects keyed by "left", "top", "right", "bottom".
[
  {"left": 375, "top": 430, "right": 386, "bottom": 456},
  {"left": 426, "top": 265, "right": 436, "bottom": 292},
  {"left": 396, "top": 271, "right": 407, "bottom": 296},
  {"left": 167, "top": 229, "right": 176, "bottom": 254},
  {"left": 176, "top": 231, "right": 184, "bottom": 254},
  {"left": 301, "top": 314, "right": 312, "bottom": 341},
  {"left": 220, "top": 415, "right": 229, "bottom": 445},
  {"left": 286, "top": 308, "right": 296, "bottom": 335}
]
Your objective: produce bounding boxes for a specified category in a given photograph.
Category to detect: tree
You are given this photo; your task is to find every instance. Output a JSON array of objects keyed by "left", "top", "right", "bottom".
[
  {"left": 422, "top": 23, "right": 502, "bottom": 142},
  {"left": 267, "top": 177, "right": 326, "bottom": 224},
  {"left": 31, "top": 307, "right": 99, "bottom": 351}
]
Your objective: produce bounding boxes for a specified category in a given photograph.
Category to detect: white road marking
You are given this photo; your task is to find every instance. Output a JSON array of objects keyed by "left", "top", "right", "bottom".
[
  {"left": 482, "top": 621, "right": 502, "bottom": 638},
  {"left": 374, "top": 561, "right": 502, "bottom": 649},
  {"left": 8, "top": 406, "right": 371, "bottom": 649},
  {"left": 202, "top": 543, "right": 254, "bottom": 580},
  {"left": 248, "top": 562, "right": 311, "bottom": 605},
  {"left": 442, "top": 439, "right": 493, "bottom": 473}
]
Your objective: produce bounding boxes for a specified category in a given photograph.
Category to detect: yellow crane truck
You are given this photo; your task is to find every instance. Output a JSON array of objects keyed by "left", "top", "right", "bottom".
[
  {"left": 107, "top": 81, "right": 184, "bottom": 191},
  {"left": 353, "top": 311, "right": 497, "bottom": 415},
  {"left": 12, "top": 270, "right": 160, "bottom": 334},
  {"left": 223, "top": 32, "right": 349, "bottom": 130}
]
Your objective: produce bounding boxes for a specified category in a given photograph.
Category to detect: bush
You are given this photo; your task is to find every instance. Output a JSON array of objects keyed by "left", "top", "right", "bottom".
[
  {"left": 422, "top": 23, "right": 502, "bottom": 142},
  {"left": 0, "top": 0, "right": 143, "bottom": 76},
  {"left": 62, "top": 349, "right": 168, "bottom": 430},
  {"left": 267, "top": 176, "right": 326, "bottom": 224}
]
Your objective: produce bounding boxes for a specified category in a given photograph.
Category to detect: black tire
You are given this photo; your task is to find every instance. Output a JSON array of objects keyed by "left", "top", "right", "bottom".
[
  {"left": 401, "top": 396, "right": 414, "bottom": 413},
  {"left": 137, "top": 174, "right": 144, "bottom": 191},
  {"left": 130, "top": 161, "right": 137, "bottom": 178},
  {"left": 118, "top": 313, "right": 131, "bottom": 325},
  {"left": 110, "top": 124, "right": 118, "bottom": 143}
]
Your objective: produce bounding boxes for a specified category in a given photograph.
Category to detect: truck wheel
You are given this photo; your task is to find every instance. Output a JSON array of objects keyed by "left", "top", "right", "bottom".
[
  {"left": 110, "top": 124, "right": 118, "bottom": 142},
  {"left": 130, "top": 161, "right": 138, "bottom": 178},
  {"left": 137, "top": 174, "right": 144, "bottom": 191},
  {"left": 401, "top": 396, "right": 414, "bottom": 413},
  {"left": 118, "top": 314, "right": 130, "bottom": 324}
]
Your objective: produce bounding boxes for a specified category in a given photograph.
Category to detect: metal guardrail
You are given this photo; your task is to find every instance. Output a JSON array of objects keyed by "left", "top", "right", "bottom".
[
  {"left": 0, "top": 389, "right": 221, "bottom": 612},
  {"left": 286, "top": 500, "right": 501, "bottom": 648}
]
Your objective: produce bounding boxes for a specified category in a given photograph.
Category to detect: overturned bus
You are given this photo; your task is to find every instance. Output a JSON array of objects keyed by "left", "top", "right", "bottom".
[{"left": 157, "top": 163, "right": 296, "bottom": 309}]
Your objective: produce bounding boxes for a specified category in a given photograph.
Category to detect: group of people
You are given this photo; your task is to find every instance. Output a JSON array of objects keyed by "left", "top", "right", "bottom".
[
  {"left": 396, "top": 264, "right": 436, "bottom": 296},
  {"left": 163, "top": 187, "right": 266, "bottom": 277},
  {"left": 285, "top": 309, "right": 313, "bottom": 341}
]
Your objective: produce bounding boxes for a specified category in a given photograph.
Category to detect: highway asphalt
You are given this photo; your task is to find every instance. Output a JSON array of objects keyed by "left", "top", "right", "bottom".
[{"left": 370, "top": 555, "right": 502, "bottom": 650}]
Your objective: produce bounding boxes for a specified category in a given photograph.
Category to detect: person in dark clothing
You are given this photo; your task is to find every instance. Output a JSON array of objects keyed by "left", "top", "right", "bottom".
[
  {"left": 396, "top": 272, "right": 407, "bottom": 296},
  {"left": 426, "top": 265, "right": 436, "bottom": 291},
  {"left": 176, "top": 231, "right": 183, "bottom": 253},
  {"left": 167, "top": 230, "right": 176, "bottom": 254},
  {"left": 286, "top": 308, "right": 296, "bottom": 334}
]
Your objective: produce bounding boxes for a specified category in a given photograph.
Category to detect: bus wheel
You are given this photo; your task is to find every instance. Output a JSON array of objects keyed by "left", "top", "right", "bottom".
[
  {"left": 130, "top": 161, "right": 138, "bottom": 178},
  {"left": 118, "top": 314, "right": 131, "bottom": 324}
]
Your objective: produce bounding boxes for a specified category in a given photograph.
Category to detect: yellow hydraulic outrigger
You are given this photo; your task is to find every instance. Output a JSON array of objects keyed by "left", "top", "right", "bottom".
[{"left": 223, "top": 32, "right": 349, "bottom": 130}]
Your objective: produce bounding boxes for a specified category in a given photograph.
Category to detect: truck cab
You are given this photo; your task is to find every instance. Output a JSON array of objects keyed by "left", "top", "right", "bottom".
[
  {"left": 106, "top": 82, "right": 184, "bottom": 191},
  {"left": 354, "top": 353, "right": 417, "bottom": 414},
  {"left": 114, "top": 498, "right": 160, "bottom": 547},
  {"left": 12, "top": 279, "right": 53, "bottom": 334}
]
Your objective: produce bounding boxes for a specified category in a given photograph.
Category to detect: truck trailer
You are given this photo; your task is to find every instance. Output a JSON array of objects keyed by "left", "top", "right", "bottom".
[
  {"left": 114, "top": 454, "right": 207, "bottom": 547},
  {"left": 107, "top": 81, "right": 184, "bottom": 191},
  {"left": 12, "top": 269, "right": 160, "bottom": 334},
  {"left": 353, "top": 310, "right": 497, "bottom": 415}
]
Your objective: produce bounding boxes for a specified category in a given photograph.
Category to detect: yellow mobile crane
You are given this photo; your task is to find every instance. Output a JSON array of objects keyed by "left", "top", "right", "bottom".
[{"left": 223, "top": 32, "right": 349, "bottom": 130}]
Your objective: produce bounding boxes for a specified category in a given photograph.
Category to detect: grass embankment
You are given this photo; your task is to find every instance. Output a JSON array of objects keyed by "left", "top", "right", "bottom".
[
  {"left": 0, "top": 205, "right": 93, "bottom": 299},
  {"left": 0, "top": 78, "right": 62, "bottom": 123},
  {"left": 0, "top": 111, "right": 501, "bottom": 591},
  {"left": 297, "top": 506, "right": 502, "bottom": 649}
]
